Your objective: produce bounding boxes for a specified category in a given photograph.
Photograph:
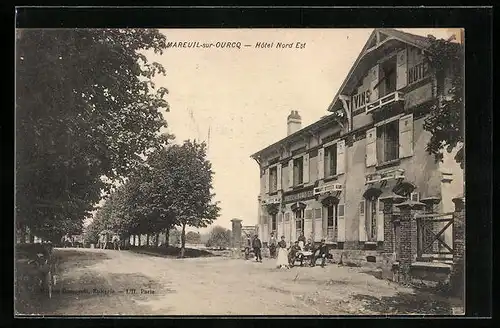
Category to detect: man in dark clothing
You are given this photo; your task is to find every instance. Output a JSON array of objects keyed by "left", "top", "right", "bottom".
[
  {"left": 252, "top": 234, "right": 262, "bottom": 262},
  {"left": 288, "top": 241, "right": 301, "bottom": 267},
  {"left": 310, "top": 239, "right": 328, "bottom": 267},
  {"left": 298, "top": 232, "right": 306, "bottom": 244},
  {"left": 269, "top": 232, "right": 277, "bottom": 258}
]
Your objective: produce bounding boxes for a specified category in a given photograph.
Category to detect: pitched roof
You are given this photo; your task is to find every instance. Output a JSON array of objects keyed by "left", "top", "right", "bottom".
[
  {"left": 327, "top": 28, "right": 432, "bottom": 112},
  {"left": 250, "top": 29, "right": 433, "bottom": 160}
]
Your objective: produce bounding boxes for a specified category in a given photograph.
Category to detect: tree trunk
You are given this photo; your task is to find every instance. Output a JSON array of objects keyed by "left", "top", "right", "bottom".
[
  {"left": 29, "top": 233, "right": 35, "bottom": 244},
  {"left": 146, "top": 234, "right": 150, "bottom": 247},
  {"left": 156, "top": 233, "right": 160, "bottom": 247},
  {"left": 132, "top": 235, "right": 136, "bottom": 246},
  {"left": 165, "top": 227, "right": 170, "bottom": 247},
  {"left": 180, "top": 223, "right": 186, "bottom": 258},
  {"left": 138, "top": 235, "right": 141, "bottom": 246}
]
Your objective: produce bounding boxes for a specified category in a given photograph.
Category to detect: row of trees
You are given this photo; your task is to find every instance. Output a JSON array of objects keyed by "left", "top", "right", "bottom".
[
  {"left": 16, "top": 28, "right": 170, "bottom": 242},
  {"left": 85, "top": 140, "right": 221, "bottom": 257}
]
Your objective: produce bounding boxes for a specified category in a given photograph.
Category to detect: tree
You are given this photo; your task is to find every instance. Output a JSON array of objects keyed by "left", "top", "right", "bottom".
[
  {"left": 423, "top": 35, "right": 464, "bottom": 169},
  {"left": 169, "top": 228, "right": 181, "bottom": 247},
  {"left": 163, "top": 140, "right": 221, "bottom": 257},
  {"left": 16, "top": 28, "right": 170, "bottom": 242},
  {"left": 206, "top": 226, "right": 231, "bottom": 249},
  {"left": 185, "top": 231, "right": 201, "bottom": 244}
]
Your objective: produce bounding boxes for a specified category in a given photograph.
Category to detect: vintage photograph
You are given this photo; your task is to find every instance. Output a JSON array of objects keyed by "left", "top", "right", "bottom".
[{"left": 15, "top": 27, "right": 465, "bottom": 316}]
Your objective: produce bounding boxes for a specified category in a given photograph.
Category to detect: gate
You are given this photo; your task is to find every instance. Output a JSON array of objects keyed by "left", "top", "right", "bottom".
[{"left": 416, "top": 212, "right": 454, "bottom": 262}]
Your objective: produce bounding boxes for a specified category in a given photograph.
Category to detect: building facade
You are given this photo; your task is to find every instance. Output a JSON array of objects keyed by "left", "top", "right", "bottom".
[{"left": 250, "top": 29, "right": 463, "bottom": 266}]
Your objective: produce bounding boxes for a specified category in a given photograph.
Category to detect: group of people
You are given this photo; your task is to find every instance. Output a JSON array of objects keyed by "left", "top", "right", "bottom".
[{"left": 249, "top": 232, "right": 329, "bottom": 269}]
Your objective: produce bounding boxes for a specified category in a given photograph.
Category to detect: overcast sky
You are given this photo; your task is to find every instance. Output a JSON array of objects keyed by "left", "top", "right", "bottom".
[{"left": 137, "top": 28, "right": 457, "bottom": 233}]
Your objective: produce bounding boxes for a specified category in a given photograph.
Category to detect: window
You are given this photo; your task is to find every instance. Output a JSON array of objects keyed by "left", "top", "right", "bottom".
[
  {"left": 366, "top": 197, "right": 378, "bottom": 241},
  {"left": 324, "top": 144, "right": 337, "bottom": 177},
  {"left": 376, "top": 120, "right": 399, "bottom": 163},
  {"left": 378, "top": 56, "right": 397, "bottom": 98},
  {"left": 271, "top": 214, "right": 277, "bottom": 231},
  {"left": 269, "top": 166, "right": 278, "bottom": 193},
  {"left": 293, "top": 157, "right": 303, "bottom": 186},
  {"left": 326, "top": 204, "right": 339, "bottom": 241},
  {"left": 295, "top": 209, "right": 304, "bottom": 236}
]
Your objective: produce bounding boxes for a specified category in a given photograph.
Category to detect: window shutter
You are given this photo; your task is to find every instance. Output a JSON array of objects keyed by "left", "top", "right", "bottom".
[
  {"left": 304, "top": 209, "right": 313, "bottom": 241},
  {"left": 337, "top": 204, "right": 346, "bottom": 242},
  {"left": 264, "top": 168, "right": 270, "bottom": 194},
  {"left": 396, "top": 48, "right": 408, "bottom": 90},
  {"left": 284, "top": 219, "right": 290, "bottom": 245},
  {"left": 303, "top": 154, "right": 310, "bottom": 183},
  {"left": 288, "top": 160, "right": 294, "bottom": 188},
  {"left": 314, "top": 208, "right": 323, "bottom": 242},
  {"left": 276, "top": 213, "right": 282, "bottom": 233},
  {"left": 365, "top": 127, "right": 377, "bottom": 167},
  {"left": 336, "top": 140, "right": 346, "bottom": 175},
  {"left": 370, "top": 64, "right": 379, "bottom": 102},
  {"left": 290, "top": 212, "right": 296, "bottom": 243},
  {"left": 376, "top": 199, "right": 384, "bottom": 242},
  {"left": 359, "top": 200, "right": 367, "bottom": 241},
  {"left": 317, "top": 148, "right": 325, "bottom": 180},
  {"left": 278, "top": 214, "right": 283, "bottom": 238},
  {"left": 277, "top": 164, "right": 282, "bottom": 190},
  {"left": 399, "top": 113, "right": 414, "bottom": 158}
]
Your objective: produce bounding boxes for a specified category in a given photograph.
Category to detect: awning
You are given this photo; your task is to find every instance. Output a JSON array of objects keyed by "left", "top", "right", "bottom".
[
  {"left": 265, "top": 203, "right": 280, "bottom": 215},
  {"left": 318, "top": 194, "right": 340, "bottom": 207},
  {"left": 363, "top": 179, "right": 405, "bottom": 200},
  {"left": 291, "top": 202, "right": 307, "bottom": 212},
  {"left": 392, "top": 180, "right": 416, "bottom": 197}
]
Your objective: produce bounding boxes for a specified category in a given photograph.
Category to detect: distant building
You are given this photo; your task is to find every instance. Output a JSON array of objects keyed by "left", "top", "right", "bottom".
[{"left": 251, "top": 28, "right": 463, "bottom": 263}]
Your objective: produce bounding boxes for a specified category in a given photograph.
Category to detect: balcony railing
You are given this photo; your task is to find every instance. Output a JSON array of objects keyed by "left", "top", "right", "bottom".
[{"left": 366, "top": 91, "right": 404, "bottom": 114}]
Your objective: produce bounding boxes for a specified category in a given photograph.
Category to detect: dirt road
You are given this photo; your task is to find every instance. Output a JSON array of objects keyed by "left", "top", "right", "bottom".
[{"left": 15, "top": 248, "right": 458, "bottom": 316}]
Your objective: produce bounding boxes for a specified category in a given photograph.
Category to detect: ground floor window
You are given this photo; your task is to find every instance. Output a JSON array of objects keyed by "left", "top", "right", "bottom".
[
  {"left": 326, "top": 204, "right": 338, "bottom": 241},
  {"left": 295, "top": 209, "right": 304, "bottom": 237},
  {"left": 366, "top": 197, "right": 378, "bottom": 241},
  {"left": 271, "top": 214, "right": 277, "bottom": 232}
]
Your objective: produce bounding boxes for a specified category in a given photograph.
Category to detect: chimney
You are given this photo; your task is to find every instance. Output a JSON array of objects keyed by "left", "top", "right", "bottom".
[{"left": 287, "top": 110, "right": 302, "bottom": 136}]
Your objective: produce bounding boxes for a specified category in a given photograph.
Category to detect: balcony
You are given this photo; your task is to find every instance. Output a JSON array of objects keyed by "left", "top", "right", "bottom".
[{"left": 366, "top": 91, "right": 404, "bottom": 114}]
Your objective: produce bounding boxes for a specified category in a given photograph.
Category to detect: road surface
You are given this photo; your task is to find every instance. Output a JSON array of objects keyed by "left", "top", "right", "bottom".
[{"left": 15, "top": 248, "right": 459, "bottom": 316}]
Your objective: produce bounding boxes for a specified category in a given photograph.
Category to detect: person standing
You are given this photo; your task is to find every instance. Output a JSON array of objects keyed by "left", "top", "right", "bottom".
[
  {"left": 276, "top": 236, "right": 289, "bottom": 269},
  {"left": 252, "top": 234, "right": 262, "bottom": 262},
  {"left": 269, "top": 232, "right": 277, "bottom": 258}
]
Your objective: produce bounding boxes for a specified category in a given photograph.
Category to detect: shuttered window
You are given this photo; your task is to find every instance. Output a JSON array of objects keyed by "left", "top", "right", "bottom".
[
  {"left": 399, "top": 114, "right": 414, "bottom": 159},
  {"left": 324, "top": 144, "right": 337, "bottom": 177}
]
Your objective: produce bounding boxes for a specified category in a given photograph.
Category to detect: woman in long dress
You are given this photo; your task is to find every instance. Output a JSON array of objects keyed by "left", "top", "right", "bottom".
[{"left": 276, "top": 236, "right": 289, "bottom": 269}]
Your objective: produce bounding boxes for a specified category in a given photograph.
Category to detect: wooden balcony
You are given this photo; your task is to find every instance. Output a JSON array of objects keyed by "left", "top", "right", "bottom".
[{"left": 366, "top": 91, "right": 404, "bottom": 114}]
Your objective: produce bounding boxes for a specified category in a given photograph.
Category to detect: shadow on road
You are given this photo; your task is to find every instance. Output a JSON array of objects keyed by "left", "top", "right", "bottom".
[
  {"left": 351, "top": 291, "right": 453, "bottom": 315},
  {"left": 15, "top": 249, "right": 174, "bottom": 316}
]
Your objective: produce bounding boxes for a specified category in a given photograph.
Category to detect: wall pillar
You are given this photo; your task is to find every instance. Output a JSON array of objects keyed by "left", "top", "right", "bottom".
[
  {"left": 231, "top": 218, "right": 243, "bottom": 258},
  {"left": 395, "top": 200, "right": 426, "bottom": 283},
  {"left": 451, "top": 196, "right": 465, "bottom": 303}
]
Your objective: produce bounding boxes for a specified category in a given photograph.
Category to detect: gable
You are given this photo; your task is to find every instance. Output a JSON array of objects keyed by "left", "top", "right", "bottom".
[{"left": 328, "top": 28, "right": 431, "bottom": 116}]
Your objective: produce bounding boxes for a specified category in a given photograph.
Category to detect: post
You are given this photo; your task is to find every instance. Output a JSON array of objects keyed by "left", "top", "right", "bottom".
[
  {"left": 451, "top": 196, "right": 465, "bottom": 306},
  {"left": 231, "top": 219, "right": 243, "bottom": 258},
  {"left": 395, "top": 200, "right": 425, "bottom": 283}
]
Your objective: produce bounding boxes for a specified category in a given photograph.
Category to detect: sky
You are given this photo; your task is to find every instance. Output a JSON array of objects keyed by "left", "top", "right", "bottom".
[{"left": 89, "top": 28, "right": 458, "bottom": 233}]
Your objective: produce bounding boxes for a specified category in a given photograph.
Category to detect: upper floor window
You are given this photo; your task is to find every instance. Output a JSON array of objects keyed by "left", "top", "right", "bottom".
[
  {"left": 378, "top": 56, "right": 397, "bottom": 98},
  {"left": 365, "top": 197, "right": 379, "bottom": 242},
  {"left": 293, "top": 157, "right": 303, "bottom": 186},
  {"left": 376, "top": 120, "right": 399, "bottom": 163},
  {"left": 269, "top": 166, "right": 278, "bottom": 193},
  {"left": 324, "top": 144, "right": 338, "bottom": 177}
]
